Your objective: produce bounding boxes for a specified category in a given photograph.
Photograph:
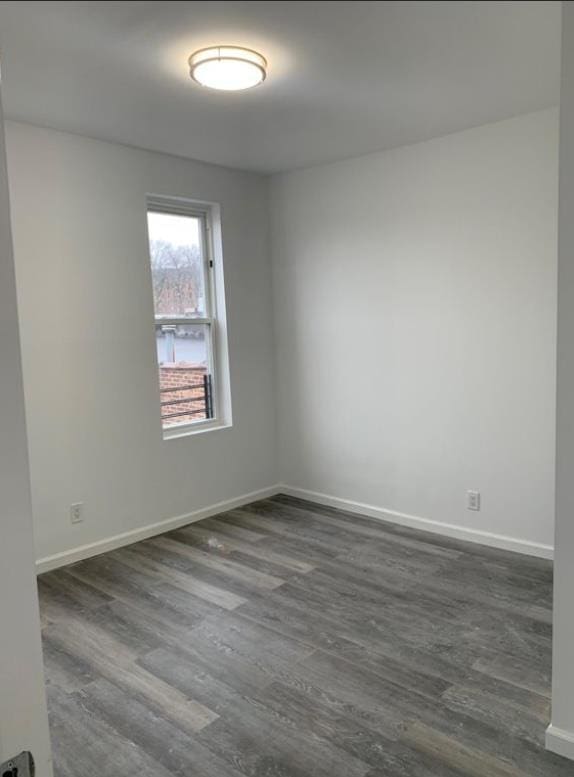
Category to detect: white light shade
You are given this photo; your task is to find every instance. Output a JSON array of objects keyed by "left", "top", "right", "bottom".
[{"left": 189, "top": 46, "right": 267, "bottom": 91}]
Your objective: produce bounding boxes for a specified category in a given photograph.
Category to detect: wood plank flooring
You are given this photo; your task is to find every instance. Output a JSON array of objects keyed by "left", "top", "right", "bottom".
[{"left": 38, "top": 494, "right": 569, "bottom": 776}]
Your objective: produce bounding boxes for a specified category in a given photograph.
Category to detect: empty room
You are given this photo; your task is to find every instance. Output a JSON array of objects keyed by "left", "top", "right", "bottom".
[{"left": 2, "top": 1, "right": 574, "bottom": 775}]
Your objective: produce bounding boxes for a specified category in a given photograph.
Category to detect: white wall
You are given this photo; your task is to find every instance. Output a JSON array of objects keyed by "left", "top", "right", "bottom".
[
  {"left": 0, "top": 104, "right": 52, "bottom": 770},
  {"left": 271, "top": 109, "right": 558, "bottom": 553},
  {"left": 547, "top": 2, "right": 574, "bottom": 761},
  {"left": 5, "top": 121, "right": 277, "bottom": 563},
  {"left": 4, "top": 110, "right": 559, "bottom": 564}
]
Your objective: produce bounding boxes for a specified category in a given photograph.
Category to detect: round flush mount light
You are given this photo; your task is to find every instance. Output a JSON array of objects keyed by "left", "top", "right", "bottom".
[{"left": 189, "top": 46, "right": 267, "bottom": 91}]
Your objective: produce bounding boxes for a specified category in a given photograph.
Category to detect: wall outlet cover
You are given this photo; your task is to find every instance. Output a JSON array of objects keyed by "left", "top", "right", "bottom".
[
  {"left": 467, "top": 490, "right": 481, "bottom": 511},
  {"left": 70, "top": 502, "right": 84, "bottom": 524}
]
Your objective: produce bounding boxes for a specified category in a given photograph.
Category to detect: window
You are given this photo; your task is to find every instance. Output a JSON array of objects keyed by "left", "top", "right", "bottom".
[{"left": 146, "top": 199, "right": 227, "bottom": 436}]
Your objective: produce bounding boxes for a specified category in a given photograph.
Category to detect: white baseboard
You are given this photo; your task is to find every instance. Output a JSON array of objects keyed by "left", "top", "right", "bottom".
[
  {"left": 278, "top": 484, "right": 554, "bottom": 560},
  {"left": 35, "top": 485, "right": 281, "bottom": 574},
  {"left": 36, "top": 481, "right": 554, "bottom": 574},
  {"left": 546, "top": 725, "right": 574, "bottom": 761}
]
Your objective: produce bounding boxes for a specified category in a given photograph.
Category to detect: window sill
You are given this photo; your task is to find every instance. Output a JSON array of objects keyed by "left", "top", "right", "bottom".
[{"left": 162, "top": 418, "right": 232, "bottom": 441}]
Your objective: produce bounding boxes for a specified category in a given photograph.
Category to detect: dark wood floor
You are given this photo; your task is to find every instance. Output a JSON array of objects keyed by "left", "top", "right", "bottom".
[{"left": 38, "top": 494, "right": 569, "bottom": 777}]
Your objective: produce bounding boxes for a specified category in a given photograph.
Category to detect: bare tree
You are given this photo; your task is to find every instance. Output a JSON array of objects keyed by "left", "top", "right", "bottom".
[{"left": 150, "top": 240, "right": 203, "bottom": 315}]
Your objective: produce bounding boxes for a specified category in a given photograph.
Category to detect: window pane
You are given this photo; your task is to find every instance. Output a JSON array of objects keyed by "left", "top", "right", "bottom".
[
  {"left": 156, "top": 323, "right": 213, "bottom": 427},
  {"left": 147, "top": 210, "right": 207, "bottom": 318}
]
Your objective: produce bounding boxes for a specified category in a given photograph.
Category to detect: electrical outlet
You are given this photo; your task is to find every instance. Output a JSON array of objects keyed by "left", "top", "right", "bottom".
[
  {"left": 70, "top": 502, "right": 84, "bottom": 524},
  {"left": 467, "top": 490, "right": 481, "bottom": 511}
]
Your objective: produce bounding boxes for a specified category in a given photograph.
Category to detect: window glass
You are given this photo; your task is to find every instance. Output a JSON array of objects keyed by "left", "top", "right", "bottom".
[
  {"left": 146, "top": 205, "right": 216, "bottom": 431},
  {"left": 155, "top": 321, "right": 213, "bottom": 428},
  {"left": 147, "top": 211, "right": 207, "bottom": 318}
]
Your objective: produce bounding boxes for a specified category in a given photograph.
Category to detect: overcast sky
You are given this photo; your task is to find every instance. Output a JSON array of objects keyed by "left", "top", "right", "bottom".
[{"left": 147, "top": 211, "right": 200, "bottom": 248}]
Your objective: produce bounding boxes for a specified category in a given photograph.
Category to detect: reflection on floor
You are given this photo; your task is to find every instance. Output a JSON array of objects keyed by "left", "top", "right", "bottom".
[{"left": 38, "top": 494, "right": 567, "bottom": 776}]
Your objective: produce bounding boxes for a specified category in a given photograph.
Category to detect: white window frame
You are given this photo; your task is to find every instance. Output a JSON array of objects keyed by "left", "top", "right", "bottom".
[{"left": 146, "top": 195, "right": 231, "bottom": 439}]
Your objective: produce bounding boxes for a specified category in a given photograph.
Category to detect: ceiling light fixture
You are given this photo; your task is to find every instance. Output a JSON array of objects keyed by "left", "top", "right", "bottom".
[{"left": 189, "top": 46, "right": 267, "bottom": 91}]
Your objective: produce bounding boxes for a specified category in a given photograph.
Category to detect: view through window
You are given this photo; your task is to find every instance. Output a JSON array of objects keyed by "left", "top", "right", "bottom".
[{"left": 147, "top": 206, "right": 216, "bottom": 431}]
